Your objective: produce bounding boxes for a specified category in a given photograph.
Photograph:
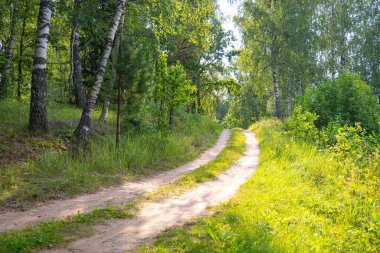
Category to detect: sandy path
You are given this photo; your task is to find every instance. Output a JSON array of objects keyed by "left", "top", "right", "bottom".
[
  {"left": 0, "top": 130, "right": 231, "bottom": 233},
  {"left": 48, "top": 130, "right": 259, "bottom": 253}
]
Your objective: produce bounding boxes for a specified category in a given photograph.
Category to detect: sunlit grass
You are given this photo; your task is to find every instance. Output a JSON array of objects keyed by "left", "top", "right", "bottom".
[
  {"left": 142, "top": 129, "right": 246, "bottom": 202},
  {"left": 138, "top": 119, "right": 380, "bottom": 253},
  {"left": 0, "top": 205, "right": 135, "bottom": 253},
  {"left": 0, "top": 128, "right": 243, "bottom": 253},
  {"left": 0, "top": 100, "right": 222, "bottom": 209},
  {"left": 0, "top": 99, "right": 110, "bottom": 136}
]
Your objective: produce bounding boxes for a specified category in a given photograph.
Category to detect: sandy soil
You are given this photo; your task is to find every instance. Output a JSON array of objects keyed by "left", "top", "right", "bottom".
[
  {"left": 47, "top": 130, "right": 259, "bottom": 253},
  {"left": 0, "top": 130, "right": 231, "bottom": 233}
]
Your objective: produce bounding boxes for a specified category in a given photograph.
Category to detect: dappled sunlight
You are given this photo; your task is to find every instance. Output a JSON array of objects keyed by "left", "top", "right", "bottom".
[
  {"left": 47, "top": 131, "right": 259, "bottom": 253},
  {"left": 0, "top": 131, "right": 230, "bottom": 234}
]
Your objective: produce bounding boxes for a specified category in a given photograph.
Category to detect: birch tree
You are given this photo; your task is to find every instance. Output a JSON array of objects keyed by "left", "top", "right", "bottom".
[
  {"left": 29, "top": 0, "right": 53, "bottom": 133},
  {"left": 233, "top": 0, "right": 320, "bottom": 121},
  {"left": 74, "top": 0, "right": 126, "bottom": 140},
  {"left": 17, "top": 10, "right": 27, "bottom": 99},
  {"left": 99, "top": 13, "right": 125, "bottom": 123},
  {"left": 72, "top": 0, "right": 86, "bottom": 108},
  {"left": 0, "top": 5, "right": 17, "bottom": 99},
  {"left": 237, "top": 0, "right": 284, "bottom": 118}
]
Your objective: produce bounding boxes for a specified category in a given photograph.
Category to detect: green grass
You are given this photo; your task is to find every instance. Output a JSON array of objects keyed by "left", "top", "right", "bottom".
[
  {"left": 142, "top": 129, "right": 246, "bottom": 202},
  {"left": 0, "top": 205, "right": 135, "bottom": 253},
  {"left": 138, "top": 119, "right": 380, "bottom": 253},
  {"left": 0, "top": 100, "right": 222, "bottom": 209},
  {"left": 0, "top": 99, "right": 111, "bottom": 136},
  {"left": 0, "top": 128, "right": 243, "bottom": 253}
]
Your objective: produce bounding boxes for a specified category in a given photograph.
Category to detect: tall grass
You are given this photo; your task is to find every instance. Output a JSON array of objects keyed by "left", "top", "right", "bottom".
[
  {"left": 0, "top": 100, "right": 222, "bottom": 208},
  {"left": 139, "top": 119, "right": 379, "bottom": 253},
  {"left": 0, "top": 99, "right": 115, "bottom": 136},
  {"left": 0, "top": 130, "right": 243, "bottom": 253}
]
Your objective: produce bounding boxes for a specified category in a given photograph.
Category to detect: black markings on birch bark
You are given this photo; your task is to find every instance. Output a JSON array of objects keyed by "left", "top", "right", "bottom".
[
  {"left": 74, "top": 0, "right": 127, "bottom": 140},
  {"left": 271, "top": 43, "right": 283, "bottom": 119},
  {"left": 29, "top": 0, "right": 53, "bottom": 133},
  {"left": 99, "top": 14, "right": 125, "bottom": 123},
  {"left": 272, "top": 67, "right": 283, "bottom": 119}
]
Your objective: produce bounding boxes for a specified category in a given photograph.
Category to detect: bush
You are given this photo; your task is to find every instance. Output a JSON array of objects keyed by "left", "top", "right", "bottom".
[
  {"left": 303, "top": 72, "right": 380, "bottom": 133},
  {"left": 285, "top": 107, "right": 379, "bottom": 168},
  {"left": 329, "top": 123, "right": 379, "bottom": 167},
  {"left": 285, "top": 106, "right": 319, "bottom": 142}
]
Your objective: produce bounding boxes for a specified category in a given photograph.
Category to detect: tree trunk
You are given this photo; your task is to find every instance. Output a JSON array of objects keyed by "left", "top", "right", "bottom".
[
  {"left": 74, "top": 0, "right": 126, "bottom": 141},
  {"left": 58, "top": 51, "right": 65, "bottom": 102},
  {"left": 116, "top": 73, "right": 122, "bottom": 149},
  {"left": 17, "top": 16, "right": 26, "bottom": 100},
  {"left": 72, "top": 0, "right": 86, "bottom": 108},
  {"left": 68, "top": 28, "right": 75, "bottom": 104},
  {"left": 296, "top": 73, "right": 302, "bottom": 96},
  {"left": 0, "top": 8, "right": 17, "bottom": 99},
  {"left": 99, "top": 14, "right": 125, "bottom": 123},
  {"left": 339, "top": 37, "right": 346, "bottom": 72},
  {"left": 29, "top": 0, "right": 53, "bottom": 133},
  {"left": 271, "top": 44, "right": 283, "bottom": 119},
  {"left": 196, "top": 80, "right": 201, "bottom": 113},
  {"left": 330, "top": 1, "right": 336, "bottom": 81},
  {"left": 286, "top": 77, "right": 291, "bottom": 117},
  {"left": 169, "top": 107, "right": 174, "bottom": 130},
  {"left": 272, "top": 67, "right": 283, "bottom": 119}
]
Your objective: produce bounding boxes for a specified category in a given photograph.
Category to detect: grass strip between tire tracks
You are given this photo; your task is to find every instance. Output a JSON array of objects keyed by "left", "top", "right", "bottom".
[
  {"left": 137, "top": 120, "right": 380, "bottom": 253},
  {"left": 0, "top": 129, "right": 246, "bottom": 253}
]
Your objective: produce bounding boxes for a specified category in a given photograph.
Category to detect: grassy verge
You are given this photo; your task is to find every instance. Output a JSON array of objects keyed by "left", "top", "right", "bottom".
[
  {"left": 0, "top": 129, "right": 245, "bottom": 253},
  {"left": 0, "top": 100, "right": 222, "bottom": 210},
  {"left": 138, "top": 119, "right": 380, "bottom": 253},
  {"left": 141, "top": 129, "right": 246, "bottom": 202},
  {"left": 0, "top": 205, "right": 135, "bottom": 253}
]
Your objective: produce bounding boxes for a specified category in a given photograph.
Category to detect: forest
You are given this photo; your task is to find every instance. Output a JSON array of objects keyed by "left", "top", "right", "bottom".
[{"left": 0, "top": 0, "right": 379, "bottom": 252}]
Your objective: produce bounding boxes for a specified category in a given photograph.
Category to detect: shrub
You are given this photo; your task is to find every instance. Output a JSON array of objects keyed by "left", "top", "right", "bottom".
[
  {"left": 329, "top": 123, "right": 379, "bottom": 167},
  {"left": 285, "top": 107, "right": 379, "bottom": 169},
  {"left": 303, "top": 72, "right": 380, "bottom": 133},
  {"left": 285, "top": 106, "right": 319, "bottom": 142}
]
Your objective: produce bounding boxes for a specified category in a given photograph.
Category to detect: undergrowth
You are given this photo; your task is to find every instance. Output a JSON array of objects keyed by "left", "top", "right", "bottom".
[
  {"left": 0, "top": 128, "right": 243, "bottom": 253},
  {"left": 139, "top": 119, "right": 380, "bottom": 253},
  {"left": 0, "top": 100, "right": 222, "bottom": 209}
]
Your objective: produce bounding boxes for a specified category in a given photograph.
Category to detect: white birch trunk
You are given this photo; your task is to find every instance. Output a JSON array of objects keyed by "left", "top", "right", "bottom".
[
  {"left": 99, "top": 13, "right": 125, "bottom": 123},
  {"left": 72, "top": 0, "right": 87, "bottom": 108},
  {"left": 286, "top": 77, "right": 291, "bottom": 117},
  {"left": 74, "top": 0, "right": 127, "bottom": 140},
  {"left": 29, "top": 0, "right": 53, "bottom": 133},
  {"left": 271, "top": 44, "right": 283, "bottom": 119},
  {"left": 272, "top": 67, "right": 283, "bottom": 119}
]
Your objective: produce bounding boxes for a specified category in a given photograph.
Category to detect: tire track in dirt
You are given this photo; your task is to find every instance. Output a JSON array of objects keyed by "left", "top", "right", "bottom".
[
  {"left": 48, "top": 130, "right": 259, "bottom": 253},
  {"left": 0, "top": 130, "right": 231, "bottom": 233}
]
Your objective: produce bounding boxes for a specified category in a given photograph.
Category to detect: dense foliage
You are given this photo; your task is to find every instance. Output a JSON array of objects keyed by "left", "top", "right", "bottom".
[
  {"left": 0, "top": 0, "right": 237, "bottom": 137},
  {"left": 224, "top": 0, "right": 379, "bottom": 125},
  {"left": 302, "top": 72, "right": 380, "bottom": 133}
]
